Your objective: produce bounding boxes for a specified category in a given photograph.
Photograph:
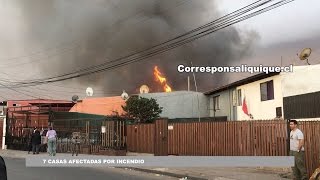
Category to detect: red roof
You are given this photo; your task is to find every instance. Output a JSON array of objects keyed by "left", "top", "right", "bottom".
[{"left": 69, "top": 96, "right": 126, "bottom": 116}]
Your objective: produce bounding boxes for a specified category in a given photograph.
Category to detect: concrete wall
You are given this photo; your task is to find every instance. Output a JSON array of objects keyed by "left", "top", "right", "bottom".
[
  {"left": 139, "top": 91, "right": 209, "bottom": 119},
  {"left": 208, "top": 88, "right": 236, "bottom": 120},
  {"left": 236, "top": 75, "right": 283, "bottom": 120}
]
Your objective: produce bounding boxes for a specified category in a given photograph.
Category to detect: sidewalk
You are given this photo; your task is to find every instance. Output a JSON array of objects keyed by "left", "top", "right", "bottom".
[
  {"left": 0, "top": 150, "right": 292, "bottom": 180},
  {"left": 124, "top": 167, "right": 292, "bottom": 180}
]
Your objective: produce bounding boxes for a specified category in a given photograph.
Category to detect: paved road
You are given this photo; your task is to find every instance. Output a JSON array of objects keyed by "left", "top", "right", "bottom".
[{"left": 4, "top": 157, "right": 173, "bottom": 180}]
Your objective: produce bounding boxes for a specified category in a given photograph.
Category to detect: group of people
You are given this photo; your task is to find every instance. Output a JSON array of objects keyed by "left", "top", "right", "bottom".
[{"left": 28, "top": 126, "right": 57, "bottom": 156}]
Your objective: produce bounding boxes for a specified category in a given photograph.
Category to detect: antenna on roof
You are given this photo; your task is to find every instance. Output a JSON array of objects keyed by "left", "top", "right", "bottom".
[
  {"left": 86, "top": 87, "right": 93, "bottom": 97},
  {"left": 72, "top": 95, "right": 79, "bottom": 103},
  {"left": 121, "top": 90, "right": 129, "bottom": 100},
  {"left": 297, "top": 48, "right": 312, "bottom": 65},
  {"left": 191, "top": 61, "right": 201, "bottom": 122}
]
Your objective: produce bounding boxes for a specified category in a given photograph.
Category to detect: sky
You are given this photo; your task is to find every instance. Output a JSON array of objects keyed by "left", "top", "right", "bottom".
[
  {"left": 0, "top": 0, "right": 319, "bottom": 100},
  {"left": 217, "top": 0, "right": 320, "bottom": 46}
]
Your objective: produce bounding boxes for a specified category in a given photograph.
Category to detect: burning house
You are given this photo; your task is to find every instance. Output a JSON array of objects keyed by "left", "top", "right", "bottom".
[{"left": 136, "top": 66, "right": 213, "bottom": 120}]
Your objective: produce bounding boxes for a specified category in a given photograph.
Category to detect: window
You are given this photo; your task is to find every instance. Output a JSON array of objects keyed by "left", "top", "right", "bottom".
[
  {"left": 232, "top": 90, "right": 237, "bottom": 106},
  {"left": 213, "top": 96, "right": 220, "bottom": 110},
  {"left": 276, "top": 107, "right": 282, "bottom": 118},
  {"left": 237, "top": 89, "right": 242, "bottom": 106},
  {"left": 260, "top": 80, "right": 274, "bottom": 101}
]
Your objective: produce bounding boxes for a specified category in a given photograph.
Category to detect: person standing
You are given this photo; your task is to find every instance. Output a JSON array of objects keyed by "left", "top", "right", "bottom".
[
  {"left": 46, "top": 126, "right": 57, "bottom": 156},
  {"left": 31, "top": 128, "right": 41, "bottom": 154},
  {"left": 289, "top": 120, "right": 308, "bottom": 180},
  {"left": 27, "top": 128, "right": 35, "bottom": 154}
]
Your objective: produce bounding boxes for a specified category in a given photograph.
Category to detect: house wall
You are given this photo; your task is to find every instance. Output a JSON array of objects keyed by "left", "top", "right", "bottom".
[
  {"left": 236, "top": 75, "right": 283, "bottom": 120},
  {"left": 281, "top": 64, "right": 320, "bottom": 97},
  {"left": 281, "top": 64, "right": 320, "bottom": 120},
  {"left": 139, "top": 91, "right": 209, "bottom": 119},
  {"left": 208, "top": 88, "right": 236, "bottom": 120}
]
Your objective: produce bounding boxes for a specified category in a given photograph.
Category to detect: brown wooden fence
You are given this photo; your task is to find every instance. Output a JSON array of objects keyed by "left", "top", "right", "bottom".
[
  {"left": 299, "top": 121, "right": 320, "bottom": 178},
  {"left": 127, "top": 123, "right": 154, "bottom": 153},
  {"left": 126, "top": 120, "right": 320, "bottom": 178},
  {"left": 168, "top": 120, "right": 288, "bottom": 156}
]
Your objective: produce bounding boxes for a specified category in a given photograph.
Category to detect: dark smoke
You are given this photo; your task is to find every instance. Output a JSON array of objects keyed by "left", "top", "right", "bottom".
[{"left": 16, "top": 0, "right": 259, "bottom": 94}]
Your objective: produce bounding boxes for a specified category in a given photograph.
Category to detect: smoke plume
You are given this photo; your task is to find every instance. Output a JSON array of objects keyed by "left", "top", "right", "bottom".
[{"left": 13, "top": 0, "right": 260, "bottom": 94}]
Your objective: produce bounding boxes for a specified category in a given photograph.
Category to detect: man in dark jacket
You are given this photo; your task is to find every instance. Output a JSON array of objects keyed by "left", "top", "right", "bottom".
[
  {"left": 31, "top": 128, "right": 41, "bottom": 154},
  {"left": 0, "top": 156, "right": 7, "bottom": 180}
]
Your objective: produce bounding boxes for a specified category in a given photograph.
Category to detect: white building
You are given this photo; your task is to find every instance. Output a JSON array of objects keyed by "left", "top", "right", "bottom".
[
  {"left": 206, "top": 64, "right": 320, "bottom": 121},
  {"left": 236, "top": 73, "right": 283, "bottom": 120},
  {"left": 205, "top": 72, "right": 280, "bottom": 120},
  {"left": 281, "top": 64, "right": 320, "bottom": 121}
]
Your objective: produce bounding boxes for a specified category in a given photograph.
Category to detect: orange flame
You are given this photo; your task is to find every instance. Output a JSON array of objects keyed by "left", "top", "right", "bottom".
[{"left": 153, "top": 66, "right": 172, "bottom": 92}]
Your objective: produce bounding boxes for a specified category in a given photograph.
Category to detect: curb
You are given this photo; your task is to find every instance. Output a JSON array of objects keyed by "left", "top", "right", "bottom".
[{"left": 121, "top": 167, "right": 209, "bottom": 180}]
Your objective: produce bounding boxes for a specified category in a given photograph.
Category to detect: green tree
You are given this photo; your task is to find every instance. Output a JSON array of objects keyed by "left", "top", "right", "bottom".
[{"left": 122, "top": 96, "right": 163, "bottom": 123}]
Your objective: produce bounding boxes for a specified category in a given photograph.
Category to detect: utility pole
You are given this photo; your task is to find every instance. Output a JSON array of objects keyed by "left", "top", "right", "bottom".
[
  {"left": 191, "top": 62, "right": 201, "bottom": 122},
  {"left": 187, "top": 76, "right": 190, "bottom": 91}
]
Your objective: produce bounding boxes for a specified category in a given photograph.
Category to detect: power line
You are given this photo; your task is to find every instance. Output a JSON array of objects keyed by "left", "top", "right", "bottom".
[
  {"left": 0, "top": 71, "right": 114, "bottom": 93},
  {"left": 29, "top": 0, "right": 270, "bottom": 82},
  {"left": 2, "top": 0, "right": 265, "bottom": 87},
  {"left": 0, "top": 0, "right": 191, "bottom": 68},
  {"left": 7, "top": 0, "right": 272, "bottom": 86},
  {"left": 5, "top": 0, "right": 296, "bottom": 88},
  {"left": 0, "top": 82, "right": 41, "bottom": 99}
]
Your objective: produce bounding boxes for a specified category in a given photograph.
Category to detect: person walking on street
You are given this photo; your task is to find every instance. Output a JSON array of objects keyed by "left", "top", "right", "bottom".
[
  {"left": 289, "top": 119, "right": 308, "bottom": 180},
  {"left": 46, "top": 126, "right": 57, "bottom": 156},
  {"left": 31, "top": 128, "right": 41, "bottom": 154}
]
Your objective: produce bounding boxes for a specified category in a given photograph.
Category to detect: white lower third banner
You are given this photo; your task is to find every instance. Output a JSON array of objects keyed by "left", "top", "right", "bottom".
[{"left": 25, "top": 156, "right": 294, "bottom": 167}]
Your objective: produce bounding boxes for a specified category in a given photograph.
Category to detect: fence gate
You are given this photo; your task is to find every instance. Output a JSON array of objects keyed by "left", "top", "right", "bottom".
[{"left": 154, "top": 119, "right": 168, "bottom": 156}]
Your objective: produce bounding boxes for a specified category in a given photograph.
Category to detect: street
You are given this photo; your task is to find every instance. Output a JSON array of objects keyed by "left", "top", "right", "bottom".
[{"left": 3, "top": 157, "right": 172, "bottom": 180}]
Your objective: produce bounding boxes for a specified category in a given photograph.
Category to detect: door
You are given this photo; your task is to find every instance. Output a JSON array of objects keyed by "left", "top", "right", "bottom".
[{"left": 154, "top": 119, "right": 168, "bottom": 156}]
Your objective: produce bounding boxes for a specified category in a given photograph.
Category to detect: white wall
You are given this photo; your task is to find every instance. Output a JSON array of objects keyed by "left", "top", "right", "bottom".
[
  {"left": 139, "top": 91, "right": 209, "bottom": 119},
  {"left": 281, "top": 64, "right": 320, "bottom": 97},
  {"left": 208, "top": 89, "right": 236, "bottom": 120},
  {"left": 236, "top": 75, "right": 283, "bottom": 120}
]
